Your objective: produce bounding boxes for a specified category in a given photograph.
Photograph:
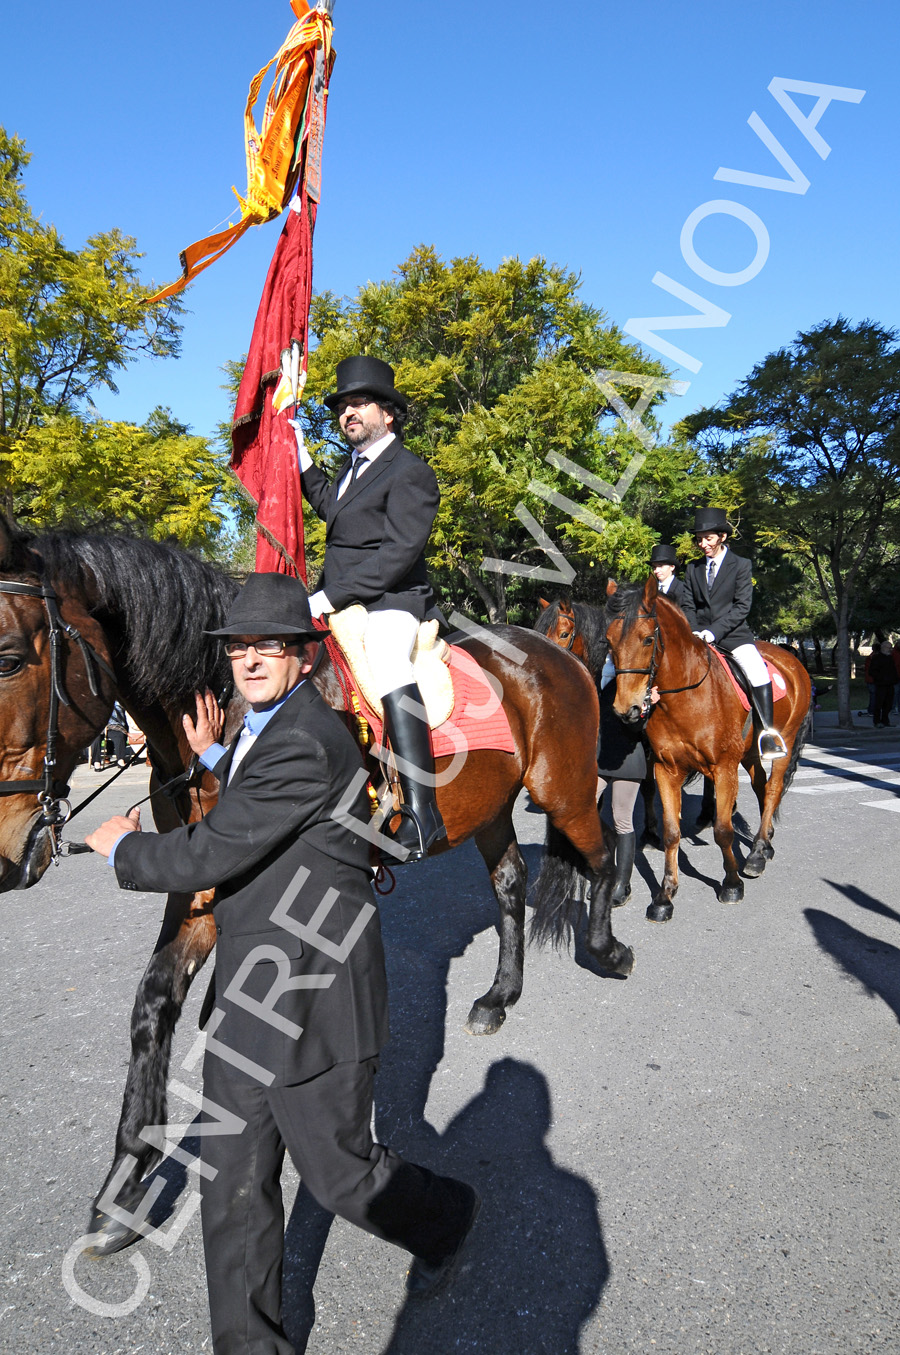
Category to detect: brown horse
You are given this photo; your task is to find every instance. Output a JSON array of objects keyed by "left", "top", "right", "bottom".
[
  {"left": 0, "top": 521, "right": 632, "bottom": 1251},
  {"left": 605, "top": 575, "right": 812, "bottom": 921},
  {"left": 534, "top": 594, "right": 717, "bottom": 841}
]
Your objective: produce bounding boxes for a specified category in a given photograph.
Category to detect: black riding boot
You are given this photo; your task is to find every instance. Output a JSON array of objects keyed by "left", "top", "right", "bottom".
[
  {"left": 750, "top": 682, "right": 788, "bottom": 761},
  {"left": 381, "top": 684, "right": 448, "bottom": 863},
  {"left": 611, "top": 830, "right": 636, "bottom": 907}
]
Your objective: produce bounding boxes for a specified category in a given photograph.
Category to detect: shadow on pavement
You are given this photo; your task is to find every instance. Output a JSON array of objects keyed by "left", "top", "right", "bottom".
[{"left": 805, "top": 883, "right": 900, "bottom": 1023}]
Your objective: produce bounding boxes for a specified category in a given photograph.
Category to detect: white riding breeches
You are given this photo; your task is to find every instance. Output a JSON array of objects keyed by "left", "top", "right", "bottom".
[
  {"left": 363, "top": 609, "right": 419, "bottom": 699},
  {"left": 729, "top": 643, "right": 770, "bottom": 687}
]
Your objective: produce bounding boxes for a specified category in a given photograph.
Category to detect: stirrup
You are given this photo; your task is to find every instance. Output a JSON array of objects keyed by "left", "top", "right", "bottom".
[
  {"left": 385, "top": 803, "right": 447, "bottom": 864},
  {"left": 757, "top": 728, "right": 788, "bottom": 761}
]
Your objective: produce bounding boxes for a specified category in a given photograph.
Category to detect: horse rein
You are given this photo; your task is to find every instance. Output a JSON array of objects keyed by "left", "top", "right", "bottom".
[
  {"left": 611, "top": 607, "right": 712, "bottom": 712},
  {"left": 0, "top": 576, "right": 118, "bottom": 847}
]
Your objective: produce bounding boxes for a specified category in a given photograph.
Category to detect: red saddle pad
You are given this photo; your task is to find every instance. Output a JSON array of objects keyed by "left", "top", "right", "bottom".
[
  {"left": 710, "top": 648, "right": 787, "bottom": 711},
  {"left": 359, "top": 644, "right": 516, "bottom": 758}
]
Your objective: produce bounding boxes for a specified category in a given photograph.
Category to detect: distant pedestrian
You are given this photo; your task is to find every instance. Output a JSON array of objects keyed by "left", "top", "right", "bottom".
[{"left": 869, "top": 641, "right": 896, "bottom": 728}]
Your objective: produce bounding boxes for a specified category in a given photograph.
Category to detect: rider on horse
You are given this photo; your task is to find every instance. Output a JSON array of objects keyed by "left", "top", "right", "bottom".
[
  {"left": 681, "top": 507, "right": 788, "bottom": 762},
  {"left": 291, "top": 355, "right": 446, "bottom": 861}
]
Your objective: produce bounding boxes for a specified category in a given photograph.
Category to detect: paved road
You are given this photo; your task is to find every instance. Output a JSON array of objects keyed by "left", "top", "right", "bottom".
[{"left": 1, "top": 730, "right": 899, "bottom": 1355}]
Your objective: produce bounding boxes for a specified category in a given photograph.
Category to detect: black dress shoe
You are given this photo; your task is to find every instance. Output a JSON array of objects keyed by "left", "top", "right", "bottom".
[{"left": 405, "top": 1186, "right": 481, "bottom": 1298}]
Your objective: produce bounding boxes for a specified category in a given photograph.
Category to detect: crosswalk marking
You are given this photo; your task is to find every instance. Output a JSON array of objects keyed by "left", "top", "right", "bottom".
[{"left": 793, "top": 739, "right": 900, "bottom": 806}]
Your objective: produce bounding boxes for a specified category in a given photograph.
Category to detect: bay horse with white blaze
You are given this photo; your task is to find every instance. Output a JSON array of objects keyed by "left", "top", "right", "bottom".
[
  {"left": 605, "top": 575, "right": 812, "bottom": 921},
  {"left": 0, "top": 521, "right": 632, "bottom": 1252}
]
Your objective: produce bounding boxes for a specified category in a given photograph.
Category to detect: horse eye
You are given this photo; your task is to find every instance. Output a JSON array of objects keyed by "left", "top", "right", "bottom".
[
  {"left": 0, "top": 655, "right": 23, "bottom": 676},
  {"left": 642, "top": 637, "right": 653, "bottom": 646}
]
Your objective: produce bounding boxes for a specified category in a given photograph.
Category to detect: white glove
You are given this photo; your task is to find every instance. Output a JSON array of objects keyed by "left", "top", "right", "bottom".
[
  {"left": 307, "top": 589, "right": 333, "bottom": 619},
  {"left": 693, "top": 630, "right": 715, "bottom": 644},
  {"left": 599, "top": 655, "right": 616, "bottom": 690},
  {"left": 288, "top": 418, "right": 313, "bottom": 471}
]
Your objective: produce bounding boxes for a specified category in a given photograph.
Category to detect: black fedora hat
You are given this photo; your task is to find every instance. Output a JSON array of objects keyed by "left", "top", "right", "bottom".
[
  {"left": 323, "top": 355, "right": 408, "bottom": 412},
  {"left": 206, "top": 573, "right": 321, "bottom": 640},
  {"left": 692, "top": 506, "right": 734, "bottom": 537},
  {"left": 650, "top": 543, "right": 678, "bottom": 566}
]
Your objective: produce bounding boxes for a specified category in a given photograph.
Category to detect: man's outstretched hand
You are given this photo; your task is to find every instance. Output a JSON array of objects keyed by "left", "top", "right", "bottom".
[
  {"left": 183, "top": 689, "right": 225, "bottom": 756},
  {"left": 86, "top": 807, "right": 141, "bottom": 857}
]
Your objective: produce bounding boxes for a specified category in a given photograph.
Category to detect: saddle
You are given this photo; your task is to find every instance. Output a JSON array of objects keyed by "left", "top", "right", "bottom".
[
  {"left": 711, "top": 647, "right": 787, "bottom": 710},
  {"left": 328, "top": 604, "right": 455, "bottom": 729},
  {"left": 327, "top": 605, "right": 516, "bottom": 760}
]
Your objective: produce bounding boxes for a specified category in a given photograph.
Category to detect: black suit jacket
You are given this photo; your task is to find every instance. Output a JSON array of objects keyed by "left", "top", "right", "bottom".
[
  {"left": 657, "top": 575, "right": 686, "bottom": 610},
  {"left": 115, "top": 683, "right": 388, "bottom": 1085},
  {"left": 681, "top": 549, "right": 755, "bottom": 652},
  {"left": 301, "top": 436, "right": 439, "bottom": 618}
]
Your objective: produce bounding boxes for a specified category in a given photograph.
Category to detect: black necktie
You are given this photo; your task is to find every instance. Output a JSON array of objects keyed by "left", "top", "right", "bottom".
[{"left": 349, "top": 452, "right": 367, "bottom": 485}]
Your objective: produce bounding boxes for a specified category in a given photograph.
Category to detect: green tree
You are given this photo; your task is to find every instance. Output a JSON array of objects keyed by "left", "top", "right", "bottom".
[
  {"left": 0, "top": 128, "right": 183, "bottom": 516},
  {"left": 292, "top": 246, "right": 700, "bottom": 621},
  {"left": 683, "top": 318, "right": 900, "bottom": 728},
  {"left": 4, "top": 407, "right": 237, "bottom": 552}
]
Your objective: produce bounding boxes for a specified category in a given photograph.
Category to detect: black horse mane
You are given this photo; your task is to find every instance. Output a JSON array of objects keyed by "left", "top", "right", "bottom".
[
  {"left": 534, "top": 595, "right": 609, "bottom": 678},
  {"left": 605, "top": 580, "right": 649, "bottom": 636},
  {"left": 14, "top": 527, "right": 240, "bottom": 705}
]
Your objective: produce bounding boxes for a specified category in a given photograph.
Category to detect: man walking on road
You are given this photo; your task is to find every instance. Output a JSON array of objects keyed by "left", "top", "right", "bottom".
[{"left": 87, "top": 572, "right": 479, "bottom": 1354}]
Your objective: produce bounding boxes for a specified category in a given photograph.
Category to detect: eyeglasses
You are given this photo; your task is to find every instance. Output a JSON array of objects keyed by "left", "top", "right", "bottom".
[
  {"left": 223, "top": 638, "right": 294, "bottom": 658},
  {"left": 335, "top": 395, "right": 375, "bottom": 415}
]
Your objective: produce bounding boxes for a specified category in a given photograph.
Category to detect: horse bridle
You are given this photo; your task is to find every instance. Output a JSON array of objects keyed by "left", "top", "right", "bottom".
[
  {"left": 611, "top": 607, "right": 712, "bottom": 712},
  {"left": 0, "top": 577, "right": 118, "bottom": 838}
]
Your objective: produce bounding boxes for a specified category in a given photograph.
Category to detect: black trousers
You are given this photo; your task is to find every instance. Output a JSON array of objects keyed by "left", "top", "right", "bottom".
[{"left": 201, "top": 1052, "right": 470, "bottom": 1355}]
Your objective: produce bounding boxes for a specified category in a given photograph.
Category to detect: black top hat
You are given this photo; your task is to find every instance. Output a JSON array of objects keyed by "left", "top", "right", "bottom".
[
  {"left": 323, "top": 355, "right": 408, "bottom": 412},
  {"left": 206, "top": 573, "right": 321, "bottom": 640},
  {"left": 692, "top": 507, "right": 733, "bottom": 537},
  {"left": 649, "top": 543, "right": 678, "bottom": 566}
]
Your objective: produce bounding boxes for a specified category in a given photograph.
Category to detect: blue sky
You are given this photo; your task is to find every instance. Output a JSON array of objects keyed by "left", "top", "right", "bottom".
[{"left": 4, "top": 0, "right": 897, "bottom": 443}]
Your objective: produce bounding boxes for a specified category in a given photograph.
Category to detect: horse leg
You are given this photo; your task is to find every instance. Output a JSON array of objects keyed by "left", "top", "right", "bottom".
[
  {"left": 646, "top": 766, "right": 683, "bottom": 922},
  {"left": 712, "top": 763, "right": 744, "bottom": 903},
  {"left": 551, "top": 804, "right": 634, "bottom": 976},
  {"left": 742, "top": 755, "right": 782, "bottom": 878},
  {"left": 87, "top": 895, "right": 216, "bottom": 1254},
  {"left": 466, "top": 812, "right": 528, "bottom": 1036}
]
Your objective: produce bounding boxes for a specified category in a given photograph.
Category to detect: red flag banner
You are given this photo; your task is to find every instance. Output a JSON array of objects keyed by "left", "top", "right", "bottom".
[
  {"left": 231, "top": 194, "right": 317, "bottom": 577},
  {"left": 228, "top": 2, "right": 336, "bottom": 577},
  {"left": 147, "top": 1, "right": 334, "bottom": 305}
]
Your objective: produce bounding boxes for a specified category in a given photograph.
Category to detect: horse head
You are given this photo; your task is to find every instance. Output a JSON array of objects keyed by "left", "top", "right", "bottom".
[
  {"left": 0, "top": 518, "right": 117, "bottom": 890},
  {"left": 605, "top": 575, "right": 660, "bottom": 725},
  {"left": 535, "top": 595, "right": 584, "bottom": 659}
]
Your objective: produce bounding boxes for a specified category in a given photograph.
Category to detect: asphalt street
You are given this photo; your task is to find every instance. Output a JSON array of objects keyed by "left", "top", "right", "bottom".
[{"left": 1, "top": 725, "right": 899, "bottom": 1355}]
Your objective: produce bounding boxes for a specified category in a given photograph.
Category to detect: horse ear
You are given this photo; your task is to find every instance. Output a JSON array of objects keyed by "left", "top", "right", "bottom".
[
  {"left": 606, "top": 579, "right": 618, "bottom": 597},
  {"left": 644, "top": 574, "right": 659, "bottom": 605},
  {"left": 537, "top": 597, "right": 549, "bottom": 611},
  {"left": 559, "top": 598, "right": 575, "bottom": 618}
]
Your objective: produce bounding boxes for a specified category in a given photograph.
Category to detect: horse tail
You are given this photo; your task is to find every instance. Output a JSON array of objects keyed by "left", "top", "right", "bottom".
[
  {"left": 529, "top": 820, "right": 591, "bottom": 950},
  {"left": 774, "top": 691, "right": 814, "bottom": 817}
]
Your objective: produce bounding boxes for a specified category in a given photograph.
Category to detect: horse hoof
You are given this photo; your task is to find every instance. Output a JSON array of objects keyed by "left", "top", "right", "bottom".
[
  {"left": 742, "top": 853, "right": 767, "bottom": 879},
  {"left": 589, "top": 943, "right": 634, "bottom": 978},
  {"left": 83, "top": 1205, "right": 144, "bottom": 1256},
  {"left": 611, "top": 889, "right": 631, "bottom": 909},
  {"left": 465, "top": 1005, "right": 506, "bottom": 1036},
  {"left": 646, "top": 901, "right": 674, "bottom": 923},
  {"left": 719, "top": 884, "right": 744, "bottom": 904}
]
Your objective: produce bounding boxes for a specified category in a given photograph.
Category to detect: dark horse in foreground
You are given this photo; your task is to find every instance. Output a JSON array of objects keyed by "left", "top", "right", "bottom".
[
  {"left": 605, "top": 577, "right": 812, "bottom": 921},
  {"left": 0, "top": 522, "right": 633, "bottom": 1250}
]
